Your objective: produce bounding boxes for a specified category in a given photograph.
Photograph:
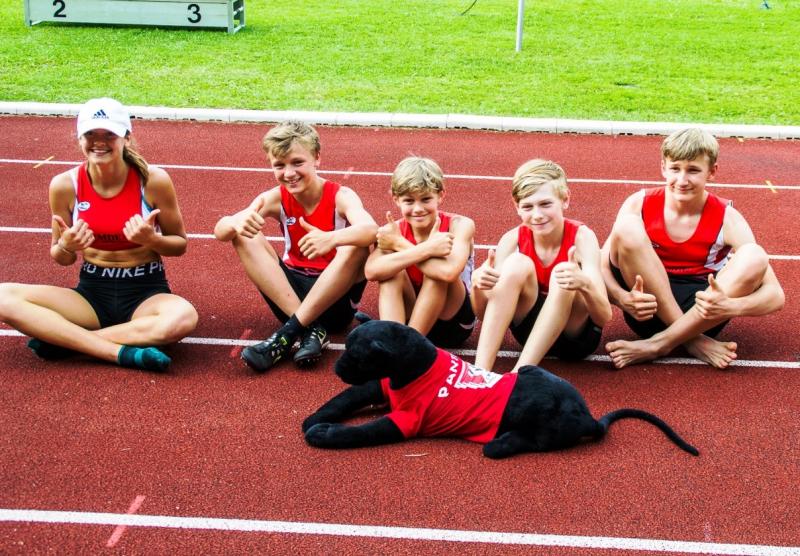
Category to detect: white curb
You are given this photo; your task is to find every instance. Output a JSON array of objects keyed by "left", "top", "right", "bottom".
[{"left": 1, "top": 101, "right": 799, "bottom": 139}]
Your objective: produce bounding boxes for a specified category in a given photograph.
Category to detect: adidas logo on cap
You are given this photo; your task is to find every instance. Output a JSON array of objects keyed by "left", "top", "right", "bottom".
[{"left": 76, "top": 98, "right": 132, "bottom": 138}]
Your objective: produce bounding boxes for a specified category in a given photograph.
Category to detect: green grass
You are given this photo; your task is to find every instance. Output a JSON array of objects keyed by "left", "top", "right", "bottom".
[{"left": 1, "top": 0, "right": 799, "bottom": 124}]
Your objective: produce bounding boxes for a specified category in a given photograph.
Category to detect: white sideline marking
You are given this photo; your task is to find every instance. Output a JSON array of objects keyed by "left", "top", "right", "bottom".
[
  {"left": 1, "top": 329, "right": 797, "bottom": 369},
  {"left": 1, "top": 227, "right": 798, "bottom": 260},
  {"left": 2, "top": 158, "right": 799, "bottom": 190},
  {"left": 0, "top": 508, "right": 798, "bottom": 555}
]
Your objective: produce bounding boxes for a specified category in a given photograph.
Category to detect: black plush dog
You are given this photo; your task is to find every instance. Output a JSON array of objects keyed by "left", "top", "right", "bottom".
[{"left": 303, "top": 321, "right": 699, "bottom": 458}]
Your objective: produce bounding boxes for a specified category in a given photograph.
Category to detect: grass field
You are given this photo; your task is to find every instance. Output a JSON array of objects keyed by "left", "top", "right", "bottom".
[{"left": 2, "top": 0, "right": 799, "bottom": 124}]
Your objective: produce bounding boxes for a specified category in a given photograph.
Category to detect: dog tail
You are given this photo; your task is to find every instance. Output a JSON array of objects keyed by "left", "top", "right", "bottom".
[{"left": 596, "top": 409, "right": 699, "bottom": 456}]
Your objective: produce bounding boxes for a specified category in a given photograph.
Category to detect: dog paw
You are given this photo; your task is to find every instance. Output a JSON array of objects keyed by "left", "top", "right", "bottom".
[
  {"left": 302, "top": 414, "right": 322, "bottom": 433},
  {"left": 304, "top": 423, "right": 343, "bottom": 447},
  {"left": 302, "top": 411, "right": 340, "bottom": 433}
]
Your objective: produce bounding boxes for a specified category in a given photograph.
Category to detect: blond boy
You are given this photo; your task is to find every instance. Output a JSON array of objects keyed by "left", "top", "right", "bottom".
[
  {"left": 601, "top": 128, "right": 784, "bottom": 369},
  {"left": 472, "top": 159, "right": 611, "bottom": 371},
  {"left": 365, "top": 157, "right": 476, "bottom": 347},
  {"left": 215, "top": 121, "right": 377, "bottom": 372}
]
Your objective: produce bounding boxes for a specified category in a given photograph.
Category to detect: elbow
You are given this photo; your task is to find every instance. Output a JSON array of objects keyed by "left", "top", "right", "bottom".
[
  {"left": 357, "top": 224, "right": 379, "bottom": 247},
  {"left": 364, "top": 261, "right": 385, "bottom": 282}
]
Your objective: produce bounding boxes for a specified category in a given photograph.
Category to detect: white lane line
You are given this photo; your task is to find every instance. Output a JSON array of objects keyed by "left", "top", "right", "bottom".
[
  {"left": 1, "top": 227, "right": 798, "bottom": 260},
  {"left": 0, "top": 508, "right": 797, "bottom": 555},
  {"left": 2, "top": 158, "right": 799, "bottom": 190},
  {"left": 1, "top": 329, "right": 797, "bottom": 369}
]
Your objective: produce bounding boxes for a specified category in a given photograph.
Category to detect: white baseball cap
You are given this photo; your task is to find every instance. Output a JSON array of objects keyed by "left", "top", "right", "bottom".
[{"left": 76, "top": 97, "right": 132, "bottom": 138}]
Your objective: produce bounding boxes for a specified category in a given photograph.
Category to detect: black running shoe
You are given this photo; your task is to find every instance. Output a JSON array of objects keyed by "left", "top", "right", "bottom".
[
  {"left": 241, "top": 331, "right": 292, "bottom": 373},
  {"left": 294, "top": 324, "right": 329, "bottom": 367}
]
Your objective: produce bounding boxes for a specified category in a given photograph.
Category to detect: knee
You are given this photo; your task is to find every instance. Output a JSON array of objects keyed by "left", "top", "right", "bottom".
[
  {"left": 612, "top": 215, "right": 649, "bottom": 252},
  {"left": 0, "top": 283, "right": 23, "bottom": 321},
  {"left": 334, "top": 245, "right": 369, "bottom": 266},
  {"left": 731, "top": 242, "right": 769, "bottom": 271},
  {"left": 154, "top": 303, "right": 198, "bottom": 344},
  {"left": 498, "top": 253, "right": 535, "bottom": 287}
]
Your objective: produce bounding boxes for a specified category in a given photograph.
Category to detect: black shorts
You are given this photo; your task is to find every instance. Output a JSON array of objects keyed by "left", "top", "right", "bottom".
[
  {"left": 261, "top": 260, "right": 367, "bottom": 333},
  {"left": 74, "top": 261, "right": 171, "bottom": 329},
  {"left": 610, "top": 263, "right": 728, "bottom": 339},
  {"left": 425, "top": 289, "right": 476, "bottom": 348},
  {"left": 509, "top": 294, "right": 603, "bottom": 361}
]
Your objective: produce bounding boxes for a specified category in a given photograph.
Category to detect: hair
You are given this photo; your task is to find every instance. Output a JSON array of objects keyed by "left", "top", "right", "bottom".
[
  {"left": 661, "top": 128, "right": 719, "bottom": 167},
  {"left": 511, "top": 159, "right": 569, "bottom": 203},
  {"left": 261, "top": 121, "right": 321, "bottom": 159},
  {"left": 391, "top": 157, "right": 445, "bottom": 197},
  {"left": 123, "top": 137, "right": 149, "bottom": 185}
]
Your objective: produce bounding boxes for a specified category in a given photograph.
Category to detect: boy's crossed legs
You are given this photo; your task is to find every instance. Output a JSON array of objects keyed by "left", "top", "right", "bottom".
[
  {"left": 233, "top": 232, "right": 368, "bottom": 371},
  {"left": 605, "top": 215, "right": 768, "bottom": 369}
]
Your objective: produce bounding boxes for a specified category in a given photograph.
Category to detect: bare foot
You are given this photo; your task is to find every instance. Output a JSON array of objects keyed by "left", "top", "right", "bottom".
[
  {"left": 685, "top": 335, "right": 738, "bottom": 369},
  {"left": 605, "top": 339, "right": 661, "bottom": 369}
]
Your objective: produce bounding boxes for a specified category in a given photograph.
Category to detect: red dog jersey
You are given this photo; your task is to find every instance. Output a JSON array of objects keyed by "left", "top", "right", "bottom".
[
  {"left": 279, "top": 180, "right": 347, "bottom": 274},
  {"left": 380, "top": 349, "right": 518, "bottom": 443},
  {"left": 70, "top": 163, "right": 155, "bottom": 251},
  {"left": 517, "top": 218, "right": 583, "bottom": 294},
  {"left": 641, "top": 187, "right": 731, "bottom": 277}
]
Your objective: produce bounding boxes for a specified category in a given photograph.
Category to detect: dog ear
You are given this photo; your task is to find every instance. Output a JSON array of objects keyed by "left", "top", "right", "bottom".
[{"left": 366, "top": 338, "right": 394, "bottom": 367}]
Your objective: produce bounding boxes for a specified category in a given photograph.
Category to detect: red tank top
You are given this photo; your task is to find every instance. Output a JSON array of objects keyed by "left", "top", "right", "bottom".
[
  {"left": 399, "top": 211, "right": 452, "bottom": 291},
  {"left": 71, "top": 163, "right": 152, "bottom": 251},
  {"left": 641, "top": 187, "right": 731, "bottom": 277},
  {"left": 517, "top": 218, "right": 582, "bottom": 294},
  {"left": 279, "top": 180, "right": 346, "bottom": 273},
  {"left": 380, "top": 349, "right": 518, "bottom": 443}
]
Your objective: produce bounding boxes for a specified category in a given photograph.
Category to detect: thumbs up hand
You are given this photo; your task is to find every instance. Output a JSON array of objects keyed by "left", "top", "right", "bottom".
[
  {"left": 694, "top": 273, "right": 734, "bottom": 320},
  {"left": 298, "top": 217, "right": 335, "bottom": 259},
  {"left": 53, "top": 215, "right": 94, "bottom": 253},
  {"left": 620, "top": 274, "right": 658, "bottom": 321},
  {"left": 376, "top": 211, "right": 404, "bottom": 252},
  {"left": 236, "top": 195, "right": 267, "bottom": 238},
  {"left": 474, "top": 248, "right": 500, "bottom": 290},
  {"left": 553, "top": 245, "right": 586, "bottom": 291},
  {"left": 123, "top": 209, "right": 161, "bottom": 246}
]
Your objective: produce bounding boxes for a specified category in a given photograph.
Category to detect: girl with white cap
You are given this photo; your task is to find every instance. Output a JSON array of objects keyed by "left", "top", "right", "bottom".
[{"left": 0, "top": 98, "right": 197, "bottom": 371}]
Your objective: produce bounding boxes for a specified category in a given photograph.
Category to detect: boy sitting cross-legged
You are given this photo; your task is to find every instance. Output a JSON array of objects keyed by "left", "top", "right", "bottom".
[
  {"left": 601, "top": 128, "right": 784, "bottom": 369},
  {"left": 214, "top": 121, "right": 377, "bottom": 372},
  {"left": 364, "top": 156, "right": 476, "bottom": 348}
]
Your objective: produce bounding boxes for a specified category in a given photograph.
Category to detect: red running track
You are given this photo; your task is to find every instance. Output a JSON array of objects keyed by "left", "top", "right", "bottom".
[{"left": 0, "top": 115, "right": 799, "bottom": 555}]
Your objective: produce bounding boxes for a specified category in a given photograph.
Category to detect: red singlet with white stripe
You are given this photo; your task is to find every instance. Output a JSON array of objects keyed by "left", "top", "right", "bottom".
[
  {"left": 641, "top": 187, "right": 731, "bottom": 277},
  {"left": 279, "top": 180, "right": 346, "bottom": 273},
  {"left": 517, "top": 218, "right": 583, "bottom": 294},
  {"left": 71, "top": 163, "right": 152, "bottom": 251}
]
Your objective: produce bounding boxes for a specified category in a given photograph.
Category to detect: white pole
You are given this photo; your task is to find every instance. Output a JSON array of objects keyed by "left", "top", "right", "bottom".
[{"left": 515, "top": 0, "right": 525, "bottom": 52}]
